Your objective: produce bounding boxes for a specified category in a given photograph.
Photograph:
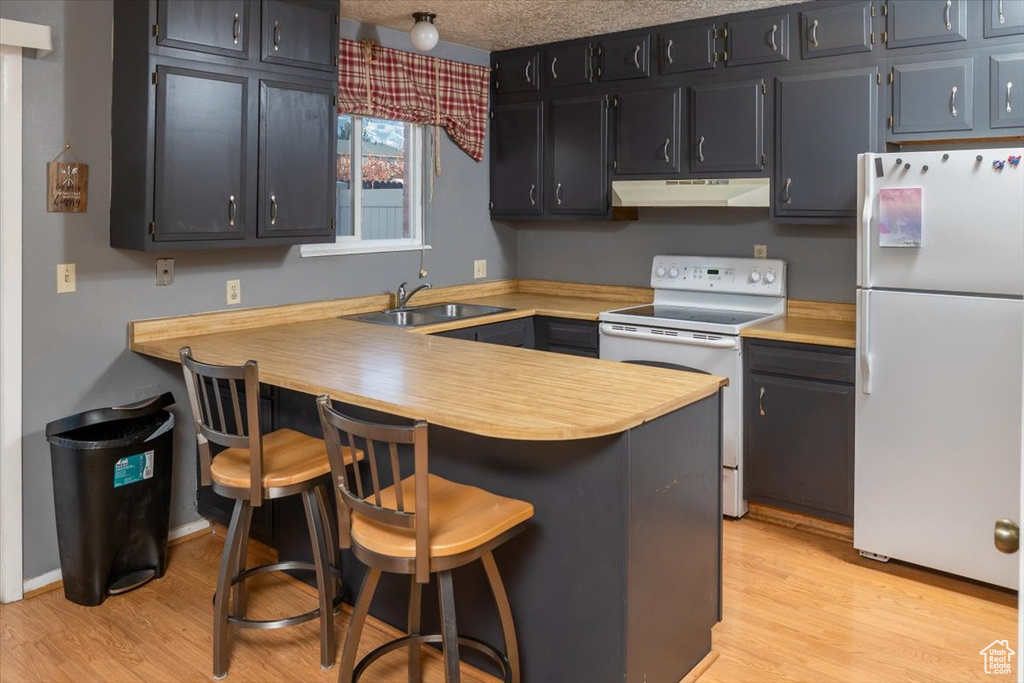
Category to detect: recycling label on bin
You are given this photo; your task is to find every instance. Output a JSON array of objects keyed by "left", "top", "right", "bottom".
[{"left": 114, "top": 451, "right": 154, "bottom": 488}]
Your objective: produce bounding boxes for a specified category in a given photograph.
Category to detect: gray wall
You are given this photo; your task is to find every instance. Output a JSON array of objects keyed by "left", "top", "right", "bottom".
[
  {"left": 1, "top": 0, "right": 511, "bottom": 579},
  {"left": 516, "top": 211, "right": 856, "bottom": 303}
]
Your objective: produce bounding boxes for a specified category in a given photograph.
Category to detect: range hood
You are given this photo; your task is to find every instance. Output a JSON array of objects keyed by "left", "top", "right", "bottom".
[{"left": 611, "top": 178, "right": 770, "bottom": 208}]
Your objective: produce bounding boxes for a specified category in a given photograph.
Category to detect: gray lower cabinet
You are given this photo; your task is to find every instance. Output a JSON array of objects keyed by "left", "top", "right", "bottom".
[
  {"left": 691, "top": 79, "right": 764, "bottom": 173},
  {"left": 599, "top": 34, "right": 651, "bottom": 81},
  {"left": 544, "top": 43, "right": 592, "bottom": 88},
  {"left": 257, "top": 80, "right": 336, "bottom": 238},
  {"left": 435, "top": 318, "right": 535, "bottom": 348},
  {"left": 549, "top": 95, "right": 609, "bottom": 215},
  {"left": 798, "top": 1, "right": 875, "bottom": 60},
  {"left": 991, "top": 53, "right": 1024, "bottom": 128},
  {"left": 490, "top": 102, "right": 543, "bottom": 216},
  {"left": 886, "top": 0, "right": 968, "bottom": 48},
  {"left": 613, "top": 87, "right": 682, "bottom": 175},
  {"left": 153, "top": 65, "right": 249, "bottom": 242},
  {"left": 534, "top": 317, "right": 599, "bottom": 357},
  {"left": 724, "top": 12, "right": 790, "bottom": 67},
  {"left": 494, "top": 50, "right": 540, "bottom": 94},
  {"left": 773, "top": 67, "right": 879, "bottom": 221},
  {"left": 156, "top": 0, "right": 249, "bottom": 59},
  {"left": 891, "top": 57, "right": 974, "bottom": 134},
  {"left": 744, "top": 339, "right": 855, "bottom": 523},
  {"left": 658, "top": 23, "right": 717, "bottom": 74},
  {"left": 259, "top": 0, "right": 337, "bottom": 72},
  {"left": 985, "top": 0, "right": 1024, "bottom": 37}
]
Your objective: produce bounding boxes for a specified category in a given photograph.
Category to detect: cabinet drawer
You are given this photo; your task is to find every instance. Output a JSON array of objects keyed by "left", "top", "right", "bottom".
[
  {"left": 548, "top": 345, "right": 598, "bottom": 358},
  {"left": 886, "top": 0, "right": 968, "bottom": 49},
  {"left": 494, "top": 51, "right": 540, "bottom": 93},
  {"left": 745, "top": 340, "right": 855, "bottom": 383},
  {"left": 658, "top": 23, "right": 717, "bottom": 74},
  {"left": 599, "top": 34, "right": 651, "bottom": 81},
  {"left": 725, "top": 12, "right": 790, "bottom": 67},
  {"left": 991, "top": 53, "right": 1024, "bottom": 129},
  {"left": 544, "top": 43, "right": 592, "bottom": 88},
  {"left": 474, "top": 319, "right": 532, "bottom": 347},
  {"left": 260, "top": 0, "right": 337, "bottom": 72},
  {"left": 541, "top": 318, "right": 599, "bottom": 350},
  {"left": 892, "top": 58, "right": 974, "bottom": 134},
  {"left": 799, "top": 2, "right": 874, "bottom": 60}
]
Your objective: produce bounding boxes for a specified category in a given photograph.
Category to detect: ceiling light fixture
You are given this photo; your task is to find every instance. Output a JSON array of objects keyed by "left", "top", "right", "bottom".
[{"left": 409, "top": 12, "right": 439, "bottom": 52}]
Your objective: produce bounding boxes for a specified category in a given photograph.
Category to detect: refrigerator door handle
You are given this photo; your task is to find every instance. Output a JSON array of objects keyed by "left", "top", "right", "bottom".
[
  {"left": 860, "top": 154, "right": 874, "bottom": 288},
  {"left": 859, "top": 289, "right": 872, "bottom": 395}
]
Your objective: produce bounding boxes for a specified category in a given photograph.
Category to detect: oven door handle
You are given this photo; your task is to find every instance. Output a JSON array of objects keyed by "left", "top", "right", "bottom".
[{"left": 599, "top": 324, "right": 738, "bottom": 349}]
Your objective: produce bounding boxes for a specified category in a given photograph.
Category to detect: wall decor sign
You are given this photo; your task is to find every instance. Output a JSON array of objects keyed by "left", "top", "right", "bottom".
[{"left": 46, "top": 143, "right": 89, "bottom": 213}]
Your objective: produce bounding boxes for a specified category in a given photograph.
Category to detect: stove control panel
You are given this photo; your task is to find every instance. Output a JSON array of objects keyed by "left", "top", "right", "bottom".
[{"left": 650, "top": 256, "right": 786, "bottom": 296}]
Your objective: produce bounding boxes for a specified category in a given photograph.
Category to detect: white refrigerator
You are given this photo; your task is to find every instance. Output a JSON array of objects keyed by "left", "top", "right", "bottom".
[{"left": 855, "top": 148, "right": 1024, "bottom": 589}]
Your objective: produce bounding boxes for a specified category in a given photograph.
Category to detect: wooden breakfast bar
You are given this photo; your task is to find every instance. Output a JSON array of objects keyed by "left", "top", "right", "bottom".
[{"left": 131, "top": 289, "right": 726, "bottom": 682}]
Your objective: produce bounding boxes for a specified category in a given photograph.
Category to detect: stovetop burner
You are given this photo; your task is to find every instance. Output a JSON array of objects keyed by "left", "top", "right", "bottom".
[{"left": 609, "top": 305, "right": 773, "bottom": 327}]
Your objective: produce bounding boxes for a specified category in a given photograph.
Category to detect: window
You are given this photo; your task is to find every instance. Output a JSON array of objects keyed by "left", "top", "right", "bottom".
[{"left": 301, "top": 114, "right": 426, "bottom": 256}]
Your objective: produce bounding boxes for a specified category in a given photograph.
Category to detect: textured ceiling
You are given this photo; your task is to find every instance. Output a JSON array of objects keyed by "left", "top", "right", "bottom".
[{"left": 341, "top": 0, "right": 804, "bottom": 52}]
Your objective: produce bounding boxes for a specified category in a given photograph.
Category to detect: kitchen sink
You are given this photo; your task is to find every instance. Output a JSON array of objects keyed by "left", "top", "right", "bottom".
[{"left": 351, "top": 303, "right": 512, "bottom": 327}]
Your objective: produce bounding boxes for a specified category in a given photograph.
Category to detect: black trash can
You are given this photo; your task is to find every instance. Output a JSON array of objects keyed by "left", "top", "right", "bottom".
[{"left": 44, "top": 393, "right": 175, "bottom": 606}]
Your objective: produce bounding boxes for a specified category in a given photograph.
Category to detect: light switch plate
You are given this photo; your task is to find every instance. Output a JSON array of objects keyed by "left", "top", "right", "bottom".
[
  {"left": 57, "top": 264, "right": 76, "bottom": 293},
  {"left": 473, "top": 259, "right": 487, "bottom": 279},
  {"left": 226, "top": 279, "right": 241, "bottom": 306},
  {"left": 156, "top": 259, "right": 174, "bottom": 286},
  {"left": 754, "top": 245, "right": 768, "bottom": 259}
]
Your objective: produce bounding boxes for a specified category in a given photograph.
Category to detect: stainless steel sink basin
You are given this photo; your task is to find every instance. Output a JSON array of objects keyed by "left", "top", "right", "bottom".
[{"left": 351, "top": 302, "right": 512, "bottom": 327}]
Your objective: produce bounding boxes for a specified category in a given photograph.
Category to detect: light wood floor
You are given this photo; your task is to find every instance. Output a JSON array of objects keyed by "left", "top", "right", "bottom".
[{"left": 0, "top": 519, "right": 1015, "bottom": 682}]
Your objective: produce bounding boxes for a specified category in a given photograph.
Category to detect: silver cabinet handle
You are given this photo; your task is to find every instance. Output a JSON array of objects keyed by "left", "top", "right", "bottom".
[
  {"left": 551, "top": 56, "right": 558, "bottom": 80},
  {"left": 666, "top": 39, "right": 674, "bottom": 64},
  {"left": 944, "top": 0, "right": 952, "bottom": 31},
  {"left": 698, "top": 135, "right": 706, "bottom": 162},
  {"left": 555, "top": 183, "right": 563, "bottom": 206},
  {"left": 810, "top": 19, "right": 819, "bottom": 47},
  {"left": 633, "top": 44, "right": 641, "bottom": 69},
  {"left": 529, "top": 184, "right": 536, "bottom": 206},
  {"left": 758, "top": 386, "right": 766, "bottom": 416},
  {"left": 525, "top": 60, "right": 532, "bottom": 83},
  {"left": 1008, "top": 82, "right": 1014, "bottom": 114},
  {"left": 662, "top": 138, "right": 671, "bottom": 162},
  {"left": 232, "top": 13, "right": 240, "bottom": 45},
  {"left": 783, "top": 177, "right": 792, "bottom": 205},
  {"left": 1000, "top": 0, "right": 1006, "bottom": 23},
  {"left": 228, "top": 195, "right": 237, "bottom": 226},
  {"left": 950, "top": 85, "right": 958, "bottom": 117},
  {"left": 273, "top": 20, "right": 281, "bottom": 50},
  {"left": 770, "top": 24, "right": 778, "bottom": 51},
  {"left": 269, "top": 194, "right": 278, "bottom": 225}
]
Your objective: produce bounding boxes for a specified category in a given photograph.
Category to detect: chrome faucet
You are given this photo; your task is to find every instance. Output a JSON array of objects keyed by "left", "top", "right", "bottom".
[{"left": 395, "top": 281, "right": 432, "bottom": 310}]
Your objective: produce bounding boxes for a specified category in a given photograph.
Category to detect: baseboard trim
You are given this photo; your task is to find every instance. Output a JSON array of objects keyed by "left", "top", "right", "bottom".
[
  {"left": 680, "top": 649, "right": 720, "bottom": 683},
  {"left": 747, "top": 502, "right": 853, "bottom": 542},
  {"left": 21, "top": 519, "right": 213, "bottom": 600}
]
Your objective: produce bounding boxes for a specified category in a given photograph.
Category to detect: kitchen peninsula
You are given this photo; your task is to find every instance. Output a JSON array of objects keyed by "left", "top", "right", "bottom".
[{"left": 131, "top": 284, "right": 726, "bottom": 682}]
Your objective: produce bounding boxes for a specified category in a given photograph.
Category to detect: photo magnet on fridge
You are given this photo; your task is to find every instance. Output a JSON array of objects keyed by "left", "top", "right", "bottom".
[{"left": 878, "top": 187, "right": 923, "bottom": 248}]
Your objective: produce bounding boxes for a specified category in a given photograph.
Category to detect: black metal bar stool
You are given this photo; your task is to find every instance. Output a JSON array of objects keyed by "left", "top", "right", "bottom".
[
  {"left": 316, "top": 395, "right": 534, "bottom": 683},
  {"left": 180, "top": 348, "right": 360, "bottom": 679}
]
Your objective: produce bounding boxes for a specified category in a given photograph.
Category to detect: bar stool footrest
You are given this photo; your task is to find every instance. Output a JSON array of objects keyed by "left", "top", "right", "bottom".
[
  {"left": 213, "top": 560, "right": 344, "bottom": 630},
  {"left": 353, "top": 633, "right": 511, "bottom": 683}
]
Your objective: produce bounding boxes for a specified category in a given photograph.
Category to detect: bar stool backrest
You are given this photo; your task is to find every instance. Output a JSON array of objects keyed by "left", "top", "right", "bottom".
[
  {"left": 179, "top": 346, "right": 265, "bottom": 506},
  {"left": 316, "top": 394, "right": 431, "bottom": 583}
]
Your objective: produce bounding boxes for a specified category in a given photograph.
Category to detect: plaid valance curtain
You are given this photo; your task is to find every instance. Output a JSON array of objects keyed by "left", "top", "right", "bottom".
[{"left": 338, "top": 39, "right": 490, "bottom": 163}]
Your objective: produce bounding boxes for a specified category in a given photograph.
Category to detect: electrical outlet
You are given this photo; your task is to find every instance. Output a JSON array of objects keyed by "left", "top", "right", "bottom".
[
  {"left": 473, "top": 259, "right": 487, "bottom": 279},
  {"left": 156, "top": 258, "right": 174, "bottom": 286},
  {"left": 754, "top": 245, "right": 768, "bottom": 259},
  {"left": 57, "top": 264, "right": 76, "bottom": 293},
  {"left": 226, "top": 279, "right": 241, "bottom": 306}
]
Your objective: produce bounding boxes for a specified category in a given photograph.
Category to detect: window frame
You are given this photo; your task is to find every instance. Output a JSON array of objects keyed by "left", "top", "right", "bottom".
[{"left": 301, "top": 115, "right": 428, "bottom": 258}]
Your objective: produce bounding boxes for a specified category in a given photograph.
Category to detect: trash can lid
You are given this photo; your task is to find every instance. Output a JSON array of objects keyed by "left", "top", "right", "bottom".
[{"left": 45, "top": 392, "right": 176, "bottom": 439}]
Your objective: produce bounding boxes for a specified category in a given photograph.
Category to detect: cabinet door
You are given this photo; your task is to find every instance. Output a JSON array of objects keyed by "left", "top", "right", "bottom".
[
  {"left": 774, "top": 68, "right": 878, "bottom": 219},
  {"left": 613, "top": 88, "right": 681, "bottom": 175},
  {"left": 746, "top": 373, "right": 854, "bottom": 521},
  {"left": 725, "top": 12, "right": 790, "bottom": 67},
  {"left": 985, "top": 0, "right": 1024, "bottom": 37},
  {"left": 549, "top": 95, "right": 608, "bottom": 215},
  {"left": 493, "top": 51, "right": 540, "bottom": 94},
  {"left": 658, "top": 23, "right": 717, "bottom": 74},
  {"left": 258, "top": 80, "right": 335, "bottom": 238},
  {"left": 991, "top": 53, "right": 1024, "bottom": 128},
  {"left": 490, "top": 102, "right": 543, "bottom": 215},
  {"left": 892, "top": 58, "right": 973, "bottom": 134},
  {"left": 691, "top": 80, "right": 764, "bottom": 173},
  {"left": 260, "top": 0, "right": 337, "bottom": 72},
  {"left": 599, "top": 34, "right": 650, "bottom": 81},
  {"left": 153, "top": 66, "right": 248, "bottom": 242},
  {"left": 157, "top": 0, "right": 248, "bottom": 59},
  {"left": 799, "top": 2, "right": 874, "bottom": 59},
  {"left": 544, "top": 43, "right": 592, "bottom": 88},
  {"left": 886, "top": 0, "right": 968, "bottom": 48}
]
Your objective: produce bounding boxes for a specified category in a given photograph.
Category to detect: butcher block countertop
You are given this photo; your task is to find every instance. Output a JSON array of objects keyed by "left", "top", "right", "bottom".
[
  {"left": 130, "top": 280, "right": 726, "bottom": 441},
  {"left": 740, "top": 300, "right": 856, "bottom": 349}
]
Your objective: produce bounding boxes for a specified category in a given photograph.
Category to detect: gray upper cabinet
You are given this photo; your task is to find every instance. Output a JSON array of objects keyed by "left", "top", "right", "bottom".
[
  {"left": 886, "top": 0, "right": 968, "bottom": 48},
  {"left": 599, "top": 34, "right": 651, "bottom": 81},
  {"left": 774, "top": 67, "right": 879, "bottom": 220},
  {"left": 544, "top": 43, "right": 592, "bottom": 88},
  {"left": 891, "top": 57, "right": 973, "bottom": 133},
  {"left": 156, "top": 0, "right": 248, "bottom": 59},
  {"left": 658, "top": 23, "right": 717, "bottom": 74},
  {"left": 494, "top": 50, "right": 540, "bottom": 93},
  {"left": 991, "top": 53, "right": 1024, "bottom": 128},
  {"left": 549, "top": 95, "right": 608, "bottom": 215},
  {"left": 490, "top": 102, "right": 543, "bottom": 215},
  {"left": 260, "top": 0, "right": 338, "bottom": 72},
  {"left": 153, "top": 66, "right": 249, "bottom": 242},
  {"left": 691, "top": 80, "right": 765, "bottom": 174},
  {"left": 724, "top": 12, "right": 790, "bottom": 67},
  {"left": 985, "top": 0, "right": 1024, "bottom": 37},
  {"left": 799, "top": 2, "right": 875, "bottom": 59},
  {"left": 613, "top": 87, "right": 682, "bottom": 175},
  {"left": 257, "top": 80, "right": 335, "bottom": 238}
]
